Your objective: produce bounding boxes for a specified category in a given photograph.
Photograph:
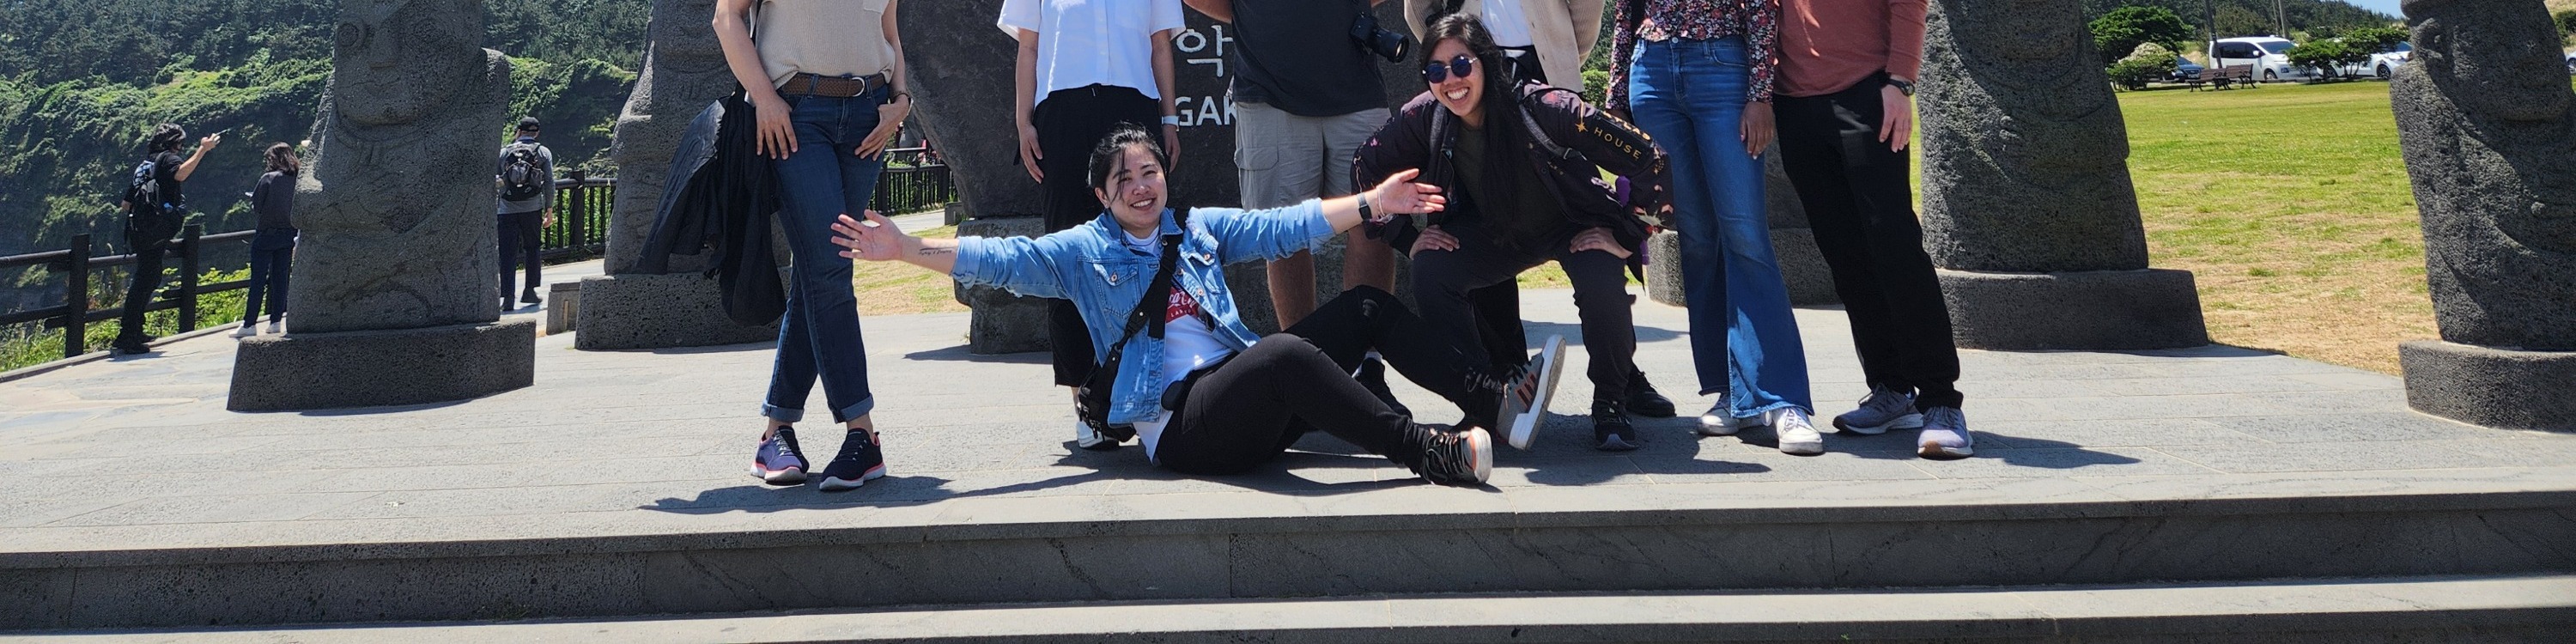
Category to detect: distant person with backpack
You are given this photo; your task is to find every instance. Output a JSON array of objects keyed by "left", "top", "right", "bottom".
[
  {"left": 495, "top": 116, "right": 556, "bottom": 311},
  {"left": 112, "top": 123, "right": 219, "bottom": 355},
  {"left": 234, "top": 143, "right": 299, "bottom": 337}
]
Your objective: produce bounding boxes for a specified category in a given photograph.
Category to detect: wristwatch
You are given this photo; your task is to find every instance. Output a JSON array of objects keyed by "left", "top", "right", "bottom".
[
  {"left": 1886, "top": 77, "right": 1916, "bottom": 97},
  {"left": 1357, "top": 192, "right": 1378, "bottom": 222}
]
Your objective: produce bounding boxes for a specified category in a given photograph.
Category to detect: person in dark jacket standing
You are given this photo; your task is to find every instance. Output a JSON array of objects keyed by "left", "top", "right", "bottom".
[
  {"left": 1352, "top": 14, "right": 1673, "bottom": 453},
  {"left": 234, "top": 143, "right": 299, "bottom": 337},
  {"left": 495, "top": 117, "right": 556, "bottom": 312},
  {"left": 113, "top": 124, "right": 219, "bottom": 355},
  {"left": 715, "top": 0, "right": 914, "bottom": 492}
]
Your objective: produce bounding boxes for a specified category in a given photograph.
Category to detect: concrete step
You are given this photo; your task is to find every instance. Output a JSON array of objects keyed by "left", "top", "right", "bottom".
[
  {"left": 6, "top": 468, "right": 2573, "bottom": 630},
  {"left": 15, "top": 574, "right": 2575, "bottom": 642}
]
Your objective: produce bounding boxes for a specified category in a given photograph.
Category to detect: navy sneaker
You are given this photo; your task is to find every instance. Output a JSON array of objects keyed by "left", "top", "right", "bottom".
[
  {"left": 1592, "top": 398, "right": 1640, "bottom": 452},
  {"left": 817, "top": 429, "right": 887, "bottom": 492},
  {"left": 751, "top": 426, "right": 808, "bottom": 485}
]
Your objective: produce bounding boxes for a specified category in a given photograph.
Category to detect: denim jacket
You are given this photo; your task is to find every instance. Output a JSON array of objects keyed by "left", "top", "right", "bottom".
[{"left": 951, "top": 201, "right": 1334, "bottom": 425}]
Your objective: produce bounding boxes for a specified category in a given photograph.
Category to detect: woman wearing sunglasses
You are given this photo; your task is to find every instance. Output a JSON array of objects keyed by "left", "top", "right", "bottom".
[
  {"left": 1352, "top": 13, "right": 1674, "bottom": 453},
  {"left": 831, "top": 126, "right": 1558, "bottom": 487},
  {"left": 1607, "top": 0, "right": 1822, "bottom": 454}
]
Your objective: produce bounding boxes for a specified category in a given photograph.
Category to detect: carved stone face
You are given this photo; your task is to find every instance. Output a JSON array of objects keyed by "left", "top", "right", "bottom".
[
  {"left": 2416, "top": 13, "right": 2570, "bottom": 122},
  {"left": 651, "top": 0, "right": 726, "bottom": 67},
  {"left": 331, "top": 0, "right": 484, "bottom": 126}
]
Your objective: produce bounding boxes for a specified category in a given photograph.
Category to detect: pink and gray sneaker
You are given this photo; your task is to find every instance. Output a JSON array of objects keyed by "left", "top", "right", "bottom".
[{"left": 752, "top": 426, "right": 808, "bottom": 485}]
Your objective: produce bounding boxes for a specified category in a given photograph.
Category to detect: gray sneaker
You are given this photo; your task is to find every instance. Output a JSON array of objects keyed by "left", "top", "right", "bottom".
[
  {"left": 1833, "top": 386, "right": 1925, "bottom": 435},
  {"left": 1917, "top": 407, "right": 1974, "bottom": 459}
]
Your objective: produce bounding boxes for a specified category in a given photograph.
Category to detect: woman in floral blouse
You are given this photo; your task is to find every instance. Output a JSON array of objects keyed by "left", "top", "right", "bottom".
[{"left": 1607, "top": 0, "right": 1823, "bottom": 455}]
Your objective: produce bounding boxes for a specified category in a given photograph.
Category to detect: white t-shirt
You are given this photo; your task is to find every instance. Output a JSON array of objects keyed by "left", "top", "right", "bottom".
[
  {"left": 997, "top": 0, "right": 1186, "bottom": 110},
  {"left": 1118, "top": 231, "right": 1235, "bottom": 459},
  {"left": 1482, "top": 0, "right": 1535, "bottom": 48}
]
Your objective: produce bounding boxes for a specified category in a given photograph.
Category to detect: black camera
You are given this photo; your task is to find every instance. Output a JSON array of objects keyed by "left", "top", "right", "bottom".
[{"left": 1350, "top": 11, "right": 1412, "bottom": 63}]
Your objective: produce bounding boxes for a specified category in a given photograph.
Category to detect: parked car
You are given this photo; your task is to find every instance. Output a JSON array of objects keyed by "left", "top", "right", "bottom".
[
  {"left": 2336, "top": 41, "right": 2413, "bottom": 80},
  {"left": 2567, "top": 51, "right": 2575, "bottom": 76},
  {"left": 2172, "top": 56, "right": 2205, "bottom": 82},
  {"left": 2209, "top": 36, "right": 2301, "bottom": 82}
]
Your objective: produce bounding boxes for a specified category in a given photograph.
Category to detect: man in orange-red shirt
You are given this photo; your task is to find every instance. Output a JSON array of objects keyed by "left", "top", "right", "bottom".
[{"left": 1771, "top": 0, "right": 1971, "bottom": 459}]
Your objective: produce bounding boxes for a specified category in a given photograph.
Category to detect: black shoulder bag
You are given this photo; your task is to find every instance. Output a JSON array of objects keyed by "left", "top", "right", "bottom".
[{"left": 1076, "top": 210, "right": 1189, "bottom": 440}]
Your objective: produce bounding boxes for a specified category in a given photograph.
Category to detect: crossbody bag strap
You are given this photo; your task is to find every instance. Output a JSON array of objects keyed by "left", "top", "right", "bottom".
[{"left": 1093, "top": 209, "right": 1191, "bottom": 379}]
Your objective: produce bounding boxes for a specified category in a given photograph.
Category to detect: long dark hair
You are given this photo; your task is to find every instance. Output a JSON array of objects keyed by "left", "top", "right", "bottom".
[
  {"left": 1421, "top": 14, "right": 1522, "bottom": 192},
  {"left": 264, "top": 143, "right": 300, "bottom": 176},
  {"left": 146, "top": 123, "right": 187, "bottom": 155},
  {"left": 1086, "top": 124, "right": 1167, "bottom": 193}
]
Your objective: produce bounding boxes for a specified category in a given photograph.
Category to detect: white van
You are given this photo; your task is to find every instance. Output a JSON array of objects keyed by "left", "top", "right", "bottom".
[{"left": 2208, "top": 37, "right": 2301, "bottom": 82}]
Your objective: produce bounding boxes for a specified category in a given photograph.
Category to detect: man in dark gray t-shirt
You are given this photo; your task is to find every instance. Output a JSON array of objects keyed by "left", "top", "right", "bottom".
[
  {"left": 1185, "top": 0, "right": 1406, "bottom": 405},
  {"left": 495, "top": 116, "right": 556, "bottom": 310}
]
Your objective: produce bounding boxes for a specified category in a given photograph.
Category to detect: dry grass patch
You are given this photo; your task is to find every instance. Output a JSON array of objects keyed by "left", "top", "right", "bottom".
[{"left": 852, "top": 224, "right": 969, "bottom": 316}]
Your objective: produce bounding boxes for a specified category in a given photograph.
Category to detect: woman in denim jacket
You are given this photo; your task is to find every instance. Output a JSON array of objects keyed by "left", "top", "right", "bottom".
[{"left": 832, "top": 127, "right": 1556, "bottom": 487}]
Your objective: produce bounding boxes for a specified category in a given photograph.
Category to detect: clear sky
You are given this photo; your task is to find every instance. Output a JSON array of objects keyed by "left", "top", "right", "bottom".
[{"left": 2347, "top": 0, "right": 2403, "bottom": 19}]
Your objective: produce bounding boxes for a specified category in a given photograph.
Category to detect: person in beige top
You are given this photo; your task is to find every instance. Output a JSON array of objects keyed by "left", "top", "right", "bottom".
[
  {"left": 714, "top": 0, "right": 914, "bottom": 492},
  {"left": 1404, "top": 0, "right": 1603, "bottom": 88}
]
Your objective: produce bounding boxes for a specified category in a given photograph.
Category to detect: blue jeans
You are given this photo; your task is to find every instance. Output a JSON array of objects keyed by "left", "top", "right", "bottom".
[
  {"left": 1628, "top": 36, "right": 1813, "bottom": 417},
  {"left": 763, "top": 89, "right": 889, "bottom": 424}
]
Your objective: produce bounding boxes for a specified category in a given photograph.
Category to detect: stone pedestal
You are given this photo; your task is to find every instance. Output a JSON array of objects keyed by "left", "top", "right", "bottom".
[
  {"left": 576, "top": 274, "right": 779, "bottom": 350},
  {"left": 545, "top": 281, "right": 581, "bottom": 336},
  {"left": 2400, "top": 341, "right": 2576, "bottom": 431},
  {"left": 1938, "top": 269, "right": 2207, "bottom": 350},
  {"left": 953, "top": 216, "right": 1051, "bottom": 355},
  {"left": 1645, "top": 228, "right": 1837, "bottom": 308},
  {"left": 229, "top": 319, "right": 536, "bottom": 411}
]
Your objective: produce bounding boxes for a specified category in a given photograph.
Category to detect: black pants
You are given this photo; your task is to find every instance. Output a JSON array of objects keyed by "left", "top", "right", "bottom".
[
  {"left": 241, "top": 241, "right": 291, "bottom": 326},
  {"left": 1773, "top": 75, "right": 1963, "bottom": 410},
  {"left": 115, "top": 240, "right": 166, "bottom": 345},
  {"left": 1412, "top": 223, "right": 1637, "bottom": 400},
  {"left": 497, "top": 210, "right": 544, "bottom": 298},
  {"left": 1036, "top": 84, "right": 1160, "bottom": 386},
  {"left": 1155, "top": 287, "right": 1489, "bottom": 476}
]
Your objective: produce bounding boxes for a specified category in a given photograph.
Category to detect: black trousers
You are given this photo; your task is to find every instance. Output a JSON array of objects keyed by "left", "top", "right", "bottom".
[
  {"left": 1412, "top": 223, "right": 1637, "bottom": 400},
  {"left": 115, "top": 240, "right": 166, "bottom": 344},
  {"left": 1773, "top": 76, "right": 1964, "bottom": 410},
  {"left": 497, "top": 210, "right": 544, "bottom": 297},
  {"left": 241, "top": 243, "right": 291, "bottom": 325},
  {"left": 1155, "top": 287, "right": 1489, "bottom": 476},
  {"left": 1036, "top": 84, "right": 1161, "bottom": 386}
]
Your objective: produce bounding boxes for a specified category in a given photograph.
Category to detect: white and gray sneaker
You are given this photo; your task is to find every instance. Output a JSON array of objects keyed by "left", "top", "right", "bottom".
[
  {"left": 1833, "top": 386, "right": 1925, "bottom": 435},
  {"left": 1771, "top": 407, "right": 1824, "bottom": 455},
  {"left": 1075, "top": 419, "right": 1121, "bottom": 451},
  {"left": 1917, "top": 407, "right": 1973, "bottom": 459},
  {"left": 1501, "top": 335, "right": 1568, "bottom": 450},
  {"left": 1697, "top": 398, "right": 1741, "bottom": 436}
]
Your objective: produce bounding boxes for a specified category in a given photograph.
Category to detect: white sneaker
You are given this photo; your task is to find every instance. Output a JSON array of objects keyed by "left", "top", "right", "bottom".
[
  {"left": 1697, "top": 400, "right": 1741, "bottom": 436},
  {"left": 264, "top": 320, "right": 283, "bottom": 334},
  {"left": 1074, "top": 418, "right": 1121, "bottom": 451},
  {"left": 230, "top": 325, "right": 258, "bottom": 338},
  {"left": 1771, "top": 407, "right": 1824, "bottom": 456},
  {"left": 1503, "top": 335, "right": 1568, "bottom": 450}
]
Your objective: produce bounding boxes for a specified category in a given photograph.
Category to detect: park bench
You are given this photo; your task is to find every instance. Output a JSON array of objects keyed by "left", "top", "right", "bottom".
[{"left": 2190, "top": 64, "right": 2258, "bottom": 91}]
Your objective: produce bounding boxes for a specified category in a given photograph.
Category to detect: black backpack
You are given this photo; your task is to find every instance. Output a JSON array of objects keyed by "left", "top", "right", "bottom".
[
  {"left": 123, "top": 160, "right": 182, "bottom": 249},
  {"left": 500, "top": 143, "right": 547, "bottom": 201}
]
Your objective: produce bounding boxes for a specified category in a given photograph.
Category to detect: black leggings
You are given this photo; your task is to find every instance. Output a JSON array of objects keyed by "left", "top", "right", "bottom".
[{"left": 1154, "top": 287, "right": 1486, "bottom": 476}]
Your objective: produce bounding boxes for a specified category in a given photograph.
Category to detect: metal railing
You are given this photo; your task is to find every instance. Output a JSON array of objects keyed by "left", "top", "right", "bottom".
[
  {"left": 540, "top": 172, "right": 615, "bottom": 262},
  {"left": 872, "top": 147, "right": 955, "bottom": 216},
  {"left": 0, "top": 225, "right": 251, "bottom": 359}
]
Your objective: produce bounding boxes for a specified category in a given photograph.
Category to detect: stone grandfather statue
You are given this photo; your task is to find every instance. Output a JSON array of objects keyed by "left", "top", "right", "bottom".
[
  {"left": 2392, "top": 0, "right": 2576, "bottom": 430},
  {"left": 231, "top": 0, "right": 534, "bottom": 410},
  {"left": 287, "top": 0, "right": 513, "bottom": 333},
  {"left": 1913, "top": 0, "right": 2205, "bottom": 349}
]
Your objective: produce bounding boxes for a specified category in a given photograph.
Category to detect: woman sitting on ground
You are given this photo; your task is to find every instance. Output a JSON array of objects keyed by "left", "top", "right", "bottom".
[{"left": 830, "top": 126, "right": 1555, "bottom": 486}]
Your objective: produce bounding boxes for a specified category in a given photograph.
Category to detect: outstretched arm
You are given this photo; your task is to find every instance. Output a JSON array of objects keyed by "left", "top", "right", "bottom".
[{"left": 832, "top": 210, "right": 958, "bottom": 273}]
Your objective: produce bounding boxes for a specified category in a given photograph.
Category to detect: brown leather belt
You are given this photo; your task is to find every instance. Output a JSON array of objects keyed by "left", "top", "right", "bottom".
[{"left": 779, "top": 72, "right": 888, "bottom": 98}]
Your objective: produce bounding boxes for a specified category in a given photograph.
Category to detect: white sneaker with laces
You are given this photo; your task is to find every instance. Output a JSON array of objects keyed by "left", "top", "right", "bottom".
[
  {"left": 1697, "top": 400, "right": 1740, "bottom": 436},
  {"left": 1771, "top": 407, "right": 1824, "bottom": 455},
  {"left": 230, "top": 325, "right": 258, "bottom": 338},
  {"left": 264, "top": 320, "right": 283, "bottom": 334}
]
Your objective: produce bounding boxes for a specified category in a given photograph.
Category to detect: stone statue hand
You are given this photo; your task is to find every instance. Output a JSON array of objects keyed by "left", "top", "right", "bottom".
[
  {"left": 1412, "top": 225, "right": 1460, "bottom": 256},
  {"left": 1880, "top": 82, "right": 1914, "bottom": 153},
  {"left": 754, "top": 92, "right": 798, "bottom": 160},
  {"left": 1570, "top": 227, "right": 1632, "bottom": 259},
  {"left": 829, "top": 210, "right": 905, "bottom": 262}
]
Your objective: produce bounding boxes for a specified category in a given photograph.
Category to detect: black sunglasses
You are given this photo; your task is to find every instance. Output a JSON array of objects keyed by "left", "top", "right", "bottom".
[{"left": 1421, "top": 54, "right": 1477, "bottom": 83}]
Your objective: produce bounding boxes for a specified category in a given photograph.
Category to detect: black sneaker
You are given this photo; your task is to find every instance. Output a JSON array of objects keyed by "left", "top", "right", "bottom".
[
  {"left": 112, "top": 339, "right": 151, "bottom": 355},
  {"left": 1402, "top": 423, "right": 1492, "bottom": 487},
  {"left": 1625, "top": 370, "right": 1677, "bottom": 418},
  {"left": 817, "top": 429, "right": 887, "bottom": 491},
  {"left": 521, "top": 289, "right": 543, "bottom": 305},
  {"left": 1592, "top": 398, "right": 1639, "bottom": 452},
  {"left": 1357, "top": 357, "right": 1409, "bottom": 417}
]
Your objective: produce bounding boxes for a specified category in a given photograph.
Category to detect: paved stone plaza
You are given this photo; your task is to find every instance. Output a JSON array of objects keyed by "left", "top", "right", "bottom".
[{"left": 3, "top": 288, "right": 2571, "bottom": 546}]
